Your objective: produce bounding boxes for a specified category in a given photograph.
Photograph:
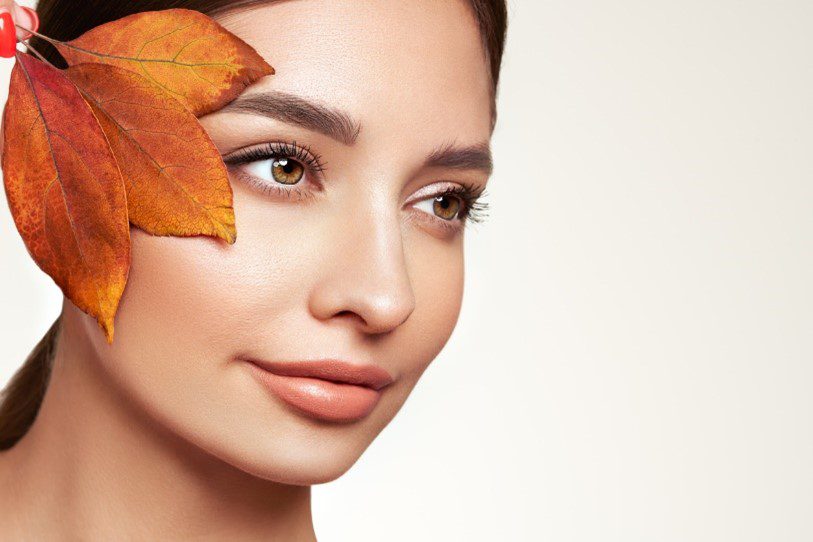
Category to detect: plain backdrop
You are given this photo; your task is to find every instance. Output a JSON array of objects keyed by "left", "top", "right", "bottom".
[{"left": 2, "top": 1, "right": 812, "bottom": 540}]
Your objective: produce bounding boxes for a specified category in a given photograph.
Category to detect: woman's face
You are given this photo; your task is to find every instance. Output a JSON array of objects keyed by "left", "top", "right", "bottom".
[{"left": 73, "top": 0, "right": 493, "bottom": 484}]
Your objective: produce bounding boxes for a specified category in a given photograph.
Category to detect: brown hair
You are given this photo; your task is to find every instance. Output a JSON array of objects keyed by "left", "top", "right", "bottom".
[{"left": 0, "top": 0, "right": 508, "bottom": 450}]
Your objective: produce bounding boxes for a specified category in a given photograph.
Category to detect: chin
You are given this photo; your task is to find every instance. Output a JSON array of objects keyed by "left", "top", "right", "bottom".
[
  {"left": 185, "top": 363, "right": 418, "bottom": 486},
  {"left": 152, "top": 378, "right": 411, "bottom": 488},
  {"left": 230, "top": 450, "right": 357, "bottom": 486},
  {"left": 183, "top": 422, "right": 381, "bottom": 486}
]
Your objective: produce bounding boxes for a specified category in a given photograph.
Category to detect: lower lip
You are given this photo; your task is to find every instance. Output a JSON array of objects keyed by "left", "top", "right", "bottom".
[{"left": 246, "top": 362, "right": 383, "bottom": 423}]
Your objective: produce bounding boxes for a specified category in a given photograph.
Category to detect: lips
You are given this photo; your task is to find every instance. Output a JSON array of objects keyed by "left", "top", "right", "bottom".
[{"left": 241, "top": 358, "right": 394, "bottom": 423}]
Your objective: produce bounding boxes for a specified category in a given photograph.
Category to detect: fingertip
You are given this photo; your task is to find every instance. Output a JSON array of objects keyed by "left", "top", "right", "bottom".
[
  {"left": 22, "top": 6, "right": 37, "bottom": 31},
  {"left": 13, "top": 5, "right": 37, "bottom": 41}
]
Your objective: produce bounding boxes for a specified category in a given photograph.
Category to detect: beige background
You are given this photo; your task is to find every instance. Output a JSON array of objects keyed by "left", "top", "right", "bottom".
[{"left": 2, "top": 0, "right": 812, "bottom": 540}]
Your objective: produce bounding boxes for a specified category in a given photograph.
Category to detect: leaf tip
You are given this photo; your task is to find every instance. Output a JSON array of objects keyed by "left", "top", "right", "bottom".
[
  {"left": 100, "top": 317, "right": 115, "bottom": 344},
  {"left": 221, "top": 224, "right": 237, "bottom": 245}
]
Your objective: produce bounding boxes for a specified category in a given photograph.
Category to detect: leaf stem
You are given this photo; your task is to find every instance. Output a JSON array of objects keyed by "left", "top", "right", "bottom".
[
  {"left": 18, "top": 40, "right": 57, "bottom": 70},
  {"left": 14, "top": 23, "right": 61, "bottom": 47}
]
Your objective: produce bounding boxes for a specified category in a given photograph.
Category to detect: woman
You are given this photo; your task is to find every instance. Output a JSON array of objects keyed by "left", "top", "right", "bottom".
[{"left": 0, "top": 0, "right": 507, "bottom": 538}]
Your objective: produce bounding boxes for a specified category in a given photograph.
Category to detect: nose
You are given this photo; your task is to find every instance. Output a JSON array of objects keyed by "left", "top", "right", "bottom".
[{"left": 308, "top": 192, "right": 416, "bottom": 336}]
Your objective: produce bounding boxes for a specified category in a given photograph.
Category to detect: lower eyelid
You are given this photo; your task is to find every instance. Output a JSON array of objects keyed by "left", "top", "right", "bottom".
[
  {"left": 409, "top": 199, "right": 465, "bottom": 232},
  {"left": 229, "top": 163, "right": 320, "bottom": 201},
  {"left": 407, "top": 208, "right": 464, "bottom": 236}
]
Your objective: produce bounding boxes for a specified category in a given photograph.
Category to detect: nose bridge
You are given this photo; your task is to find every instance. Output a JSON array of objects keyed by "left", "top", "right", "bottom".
[{"left": 308, "top": 186, "right": 416, "bottom": 334}]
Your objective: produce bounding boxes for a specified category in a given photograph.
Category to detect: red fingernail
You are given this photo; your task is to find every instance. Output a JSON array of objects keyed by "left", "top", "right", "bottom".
[{"left": 0, "top": 11, "right": 16, "bottom": 58}]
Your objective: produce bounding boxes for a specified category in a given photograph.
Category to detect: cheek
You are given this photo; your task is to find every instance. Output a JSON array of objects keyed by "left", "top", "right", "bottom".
[
  {"left": 400, "top": 231, "right": 466, "bottom": 379},
  {"left": 113, "top": 230, "right": 242, "bottom": 355},
  {"left": 84, "top": 186, "right": 311, "bottom": 401},
  {"left": 111, "top": 182, "right": 315, "bottom": 353},
  {"left": 80, "top": 228, "right": 251, "bottom": 420}
]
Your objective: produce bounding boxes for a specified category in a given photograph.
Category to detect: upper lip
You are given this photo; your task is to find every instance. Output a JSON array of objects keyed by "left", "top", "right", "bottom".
[{"left": 242, "top": 357, "right": 395, "bottom": 391}]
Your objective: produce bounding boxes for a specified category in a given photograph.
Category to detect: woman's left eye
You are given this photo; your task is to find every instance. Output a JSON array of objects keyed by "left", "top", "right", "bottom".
[{"left": 413, "top": 194, "right": 463, "bottom": 222}]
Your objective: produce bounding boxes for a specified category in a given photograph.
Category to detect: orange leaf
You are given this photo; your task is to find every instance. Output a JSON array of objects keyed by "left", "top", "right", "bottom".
[
  {"left": 1, "top": 53, "right": 130, "bottom": 344},
  {"left": 66, "top": 62, "right": 236, "bottom": 243},
  {"left": 53, "top": 8, "right": 275, "bottom": 116}
]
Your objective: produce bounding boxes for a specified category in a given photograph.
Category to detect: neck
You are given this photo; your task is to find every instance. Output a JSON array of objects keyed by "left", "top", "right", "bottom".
[{"left": 0, "top": 305, "right": 316, "bottom": 540}]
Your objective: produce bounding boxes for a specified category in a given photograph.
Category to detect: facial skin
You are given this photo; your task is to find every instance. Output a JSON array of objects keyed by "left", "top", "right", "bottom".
[
  {"left": 0, "top": 0, "right": 493, "bottom": 537},
  {"left": 92, "top": 0, "right": 494, "bottom": 484}
]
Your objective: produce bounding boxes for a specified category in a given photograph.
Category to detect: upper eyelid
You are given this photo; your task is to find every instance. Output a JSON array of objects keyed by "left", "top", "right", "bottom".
[
  {"left": 406, "top": 181, "right": 477, "bottom": 204},
  {"left": 223, "top": 142, "right": 478, "bottom": 196},
  {"left": 222, "top": 141, "right": 327, "bottom": 176}
]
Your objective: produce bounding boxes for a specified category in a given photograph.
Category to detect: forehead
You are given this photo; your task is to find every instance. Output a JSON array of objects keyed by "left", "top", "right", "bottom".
[{"left": 215, "top": 0, "right": 493, "bottom": 144}]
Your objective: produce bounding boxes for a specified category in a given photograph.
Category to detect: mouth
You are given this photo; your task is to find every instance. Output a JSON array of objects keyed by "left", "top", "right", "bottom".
[{"left": 239, "top": 357, "right": 395, "bottom": 423}]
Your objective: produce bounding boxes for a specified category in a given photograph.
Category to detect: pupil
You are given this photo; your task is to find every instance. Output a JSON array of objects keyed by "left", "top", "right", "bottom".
[{"left": 276, "top": 158, "right": 294, "bottom": 173}]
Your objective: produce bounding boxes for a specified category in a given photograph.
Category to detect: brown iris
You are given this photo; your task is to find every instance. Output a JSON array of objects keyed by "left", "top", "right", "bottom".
[
  {"left": 271, "top": 158, "right": 304, "bottom": 185},
  {"left": 433, "top": 195, "right": 461, "bottom": 220}
]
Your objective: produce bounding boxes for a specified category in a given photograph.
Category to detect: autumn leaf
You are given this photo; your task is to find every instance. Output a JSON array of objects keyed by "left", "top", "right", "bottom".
[
  {"left": 50, "top": 8, "right": 274, "bottom": 116},
  {"left": 1, "top": 53, "right": 130, "bottom": 344},
  {"left": 65, "top": 62, "right": 236, "bottom": 243},
  {"left": 1, "top": 8, "right": 275, "bottom": 342}
]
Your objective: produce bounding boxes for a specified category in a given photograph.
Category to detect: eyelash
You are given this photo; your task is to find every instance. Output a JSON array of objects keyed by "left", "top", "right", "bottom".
[
  {"left": 424, "top": 182, "right": 490, "bottom": 230},
  {"left": 222, "top": 140, "right": 490, "bottom": 231}
]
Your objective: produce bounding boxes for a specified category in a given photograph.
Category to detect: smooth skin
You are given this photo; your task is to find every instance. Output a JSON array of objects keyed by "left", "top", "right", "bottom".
[{"left": 0, "top": 0, "right": 494, "bottom": 539}]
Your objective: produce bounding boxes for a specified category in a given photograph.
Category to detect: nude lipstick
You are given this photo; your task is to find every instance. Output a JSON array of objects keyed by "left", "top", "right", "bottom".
[{"left": 241, "top": 357, "right": 394, "bottom": 423}]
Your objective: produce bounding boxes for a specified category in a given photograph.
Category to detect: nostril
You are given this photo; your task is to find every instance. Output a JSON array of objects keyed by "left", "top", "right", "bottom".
[
  {"left": 335, "top": 310, "right": 365, "bottom": 325},
  {"left": 334, "top": 309, "right": 383, "bottom": 334}
]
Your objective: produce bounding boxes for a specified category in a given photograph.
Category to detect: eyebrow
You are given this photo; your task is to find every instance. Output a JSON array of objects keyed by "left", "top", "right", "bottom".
[
  {"left": 221, "top": 90, "right": 362, "bottom": 146},
  {"left": 221, "top": 90, "right": 493, "bottom": 176},
  {"left": 424, "top": 140, "right": 493, "bottom": 176}
]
